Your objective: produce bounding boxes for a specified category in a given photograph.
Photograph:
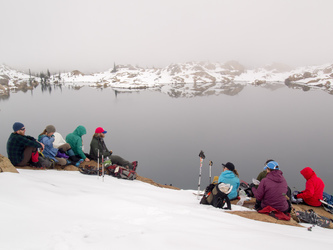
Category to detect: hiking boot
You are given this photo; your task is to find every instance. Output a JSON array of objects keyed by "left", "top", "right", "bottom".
[
  {"left": 30, "top": 161, "right": 43, "bottom": 169},
  {"left": 75, "top": 159, "right": 84, "bottom": 167}
]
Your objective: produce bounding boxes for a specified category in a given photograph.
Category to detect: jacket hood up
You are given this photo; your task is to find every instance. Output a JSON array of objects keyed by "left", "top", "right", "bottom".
[
  {"left": 73, "top": 125, "right": 86, "bottom": 137},
  {"left": 300, "top": 167, "right": 316, "bottom": 180}
]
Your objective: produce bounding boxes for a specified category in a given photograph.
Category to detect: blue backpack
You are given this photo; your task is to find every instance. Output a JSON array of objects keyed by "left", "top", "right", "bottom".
[{"left": 321, "top": 192, "right": 333, "bottom": 214}]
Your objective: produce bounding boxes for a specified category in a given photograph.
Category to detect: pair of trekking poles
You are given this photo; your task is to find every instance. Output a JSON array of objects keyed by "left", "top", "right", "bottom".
[{"left": 197, "top": 150, "right": 213, "bottom": 199}]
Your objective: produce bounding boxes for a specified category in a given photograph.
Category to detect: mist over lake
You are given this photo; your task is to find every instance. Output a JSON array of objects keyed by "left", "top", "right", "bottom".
[{"left": 0, "top": 84, "right": 332, "bottom": 193}]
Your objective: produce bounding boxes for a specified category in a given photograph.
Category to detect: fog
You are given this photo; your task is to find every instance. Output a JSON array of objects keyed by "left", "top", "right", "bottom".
[{"left": 1, "top": 0, "right": 333, "bottom": 73}]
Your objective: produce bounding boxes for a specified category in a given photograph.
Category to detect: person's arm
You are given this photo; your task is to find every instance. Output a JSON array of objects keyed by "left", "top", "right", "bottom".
[
  {"left": 22, "top": 135, "right": 43, "bottom": 149},
  {"left": 253, "top": 180, "right": 265, "bottom": 201},
  {"left": 90, "top": 138, "right": 99, "bottom": 160},
  {"left": 297, "top": 181, "right": 314, "bottom": 200},
  {"left": 41, "top": 136, "right": 54, "bottom": 148},
  {"left": 75, "top": 138, "right": 87, "bottom": 160}
]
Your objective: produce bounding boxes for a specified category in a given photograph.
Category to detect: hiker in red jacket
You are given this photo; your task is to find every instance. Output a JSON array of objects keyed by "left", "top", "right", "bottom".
[{"left": 295, "top": 167, "right": 325, "bottom": 207}]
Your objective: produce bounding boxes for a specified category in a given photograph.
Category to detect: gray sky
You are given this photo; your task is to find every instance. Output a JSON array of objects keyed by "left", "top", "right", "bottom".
[{"left": 1, "top": 0, "right": 332, "bottom": 73}]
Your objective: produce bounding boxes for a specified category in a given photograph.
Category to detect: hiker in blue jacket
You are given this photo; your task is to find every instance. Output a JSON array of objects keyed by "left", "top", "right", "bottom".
[{"left": 218, "top": 162, "right": 240, "bottom": 200}]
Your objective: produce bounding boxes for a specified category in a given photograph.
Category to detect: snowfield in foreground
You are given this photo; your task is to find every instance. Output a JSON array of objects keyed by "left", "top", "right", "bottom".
[{"left": 1, "top": 170, "right": 332, "bottom": 250}]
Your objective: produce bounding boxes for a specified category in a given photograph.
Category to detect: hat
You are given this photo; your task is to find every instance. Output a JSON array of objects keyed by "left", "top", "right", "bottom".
[
  {"left": 13, "top": 122, "right": 24, "bottom": 132},
  {"left": 95, "top": 127, "right": 107, "bottom": 134},
  {"left": 45, "top": 125, "right": 56, "bottom": 133},
  {"left": 264, "top": 161, "right": 279, "bottom": 170},
  {"left": 222, "top": 162, "right": 235, "bottom": 171}
]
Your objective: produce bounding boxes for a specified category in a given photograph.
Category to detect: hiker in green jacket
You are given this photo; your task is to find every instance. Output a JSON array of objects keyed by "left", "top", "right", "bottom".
[{"left": 66, "top": 125, "right": 90, "bottom": 162}]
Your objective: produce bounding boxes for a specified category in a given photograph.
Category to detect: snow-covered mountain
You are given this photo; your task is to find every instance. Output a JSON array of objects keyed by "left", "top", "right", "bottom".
[{"left": 1, "top": 61, "right": 333, "bottom": 97}]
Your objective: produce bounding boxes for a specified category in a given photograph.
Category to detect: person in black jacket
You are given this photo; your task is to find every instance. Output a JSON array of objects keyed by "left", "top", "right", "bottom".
[
  {"left": 89, "top": 127, "right": 138, "bottom": 171},
  {"left": 7, "top": 122, "right": 44, "bottom": 167}
]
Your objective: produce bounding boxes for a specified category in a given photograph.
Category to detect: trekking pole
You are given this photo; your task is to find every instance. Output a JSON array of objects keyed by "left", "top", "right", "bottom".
[
  {"left": 197, "top": 150, "right": 206, "bottom": 199},
  {"left": 102, "top": 155, "right": 104, "bottom": 182},
  {"left": 97, "top": 149, "right": 100, "bottom": 179},
  {"left": 209, "top": 160, "right": 213, "bottom": 184}
]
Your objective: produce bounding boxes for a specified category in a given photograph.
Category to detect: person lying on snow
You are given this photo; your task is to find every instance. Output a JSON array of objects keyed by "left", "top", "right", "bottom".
[
  {"left": 218, "top": 162, "right": 240, "bottom": 200},
  {"left": 250, "top": 160, "right": 291, "bottom": 214},
  {"left": 89, "top": 127, "right": 138, "bottom": 171},
  {"left": 293, "top": 167, "right": 325, "bottom": 207}
]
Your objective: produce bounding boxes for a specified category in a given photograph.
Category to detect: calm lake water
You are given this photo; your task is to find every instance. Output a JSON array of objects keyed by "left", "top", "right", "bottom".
[{"left": 1, "top": 84, "right": 332, "bottom": 193}]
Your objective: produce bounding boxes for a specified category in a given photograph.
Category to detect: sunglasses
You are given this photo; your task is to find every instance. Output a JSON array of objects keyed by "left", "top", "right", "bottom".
[{"left": 20, "top": 128, "right": 26, "bottom": 131}]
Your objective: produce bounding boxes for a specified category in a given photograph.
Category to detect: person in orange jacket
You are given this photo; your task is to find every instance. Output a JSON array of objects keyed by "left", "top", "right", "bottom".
[{"left": 295, "top": 167, "right": 325, "bottom": 207}]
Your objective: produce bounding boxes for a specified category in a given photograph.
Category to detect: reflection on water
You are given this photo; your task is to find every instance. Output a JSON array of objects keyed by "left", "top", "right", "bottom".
[
  {"left": 0, "top": 83, "right": 332, "bottom": 193},
  {"left": 285, "top": 80, "right": 333, "bottom": 95}
]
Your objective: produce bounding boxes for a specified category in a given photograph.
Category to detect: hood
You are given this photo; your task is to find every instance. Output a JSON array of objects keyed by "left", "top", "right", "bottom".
[
  {"left": 73, "top": 125, "right": 87, "bottom": 137},
  {"left": 300, "top": 167, "right": 316, "bottom": 180},
  {"left": 266, "top": 170, "right": 285, "bottom": 183},
  {"left": 221, "top": 170, "right": 236, "bottom": 179}
]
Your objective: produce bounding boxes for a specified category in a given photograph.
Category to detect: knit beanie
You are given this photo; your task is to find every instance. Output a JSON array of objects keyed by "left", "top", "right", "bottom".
[
  {"left": 13, "top": 122, "right": 24, "bottom": 132},
  {"left": 45, "top": 125, "right": 56, "bottom": 133}
]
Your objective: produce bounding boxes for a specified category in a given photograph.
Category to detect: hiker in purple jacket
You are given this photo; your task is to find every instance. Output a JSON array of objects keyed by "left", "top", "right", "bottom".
[{"left": 251, "top": 160, "right": 290, "bottom": 212}]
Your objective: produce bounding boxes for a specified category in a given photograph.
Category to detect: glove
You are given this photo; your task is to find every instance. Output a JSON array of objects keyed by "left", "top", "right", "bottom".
[{"left": 292, "top": 190, "right": 299, "bottom": 199}]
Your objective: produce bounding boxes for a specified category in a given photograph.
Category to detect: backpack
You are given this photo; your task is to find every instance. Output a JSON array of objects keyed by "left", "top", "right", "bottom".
[
  {"left": 105, "top": 164, "right": 137, "bottom": 180},
  {"left": 38, "top": 152, "right": 55, "bottom": 169},
  {"left": 321, "top": 192, "right": 333, "bottom": 214},
  {"left": 294, "top": 209, "right": 331, "bottom": 228},
  {"left": 200, "top": 183, "right": 232, "bottom": 210}
]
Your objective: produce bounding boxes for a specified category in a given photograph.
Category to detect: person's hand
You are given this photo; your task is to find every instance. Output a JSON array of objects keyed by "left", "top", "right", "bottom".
[
  {"left": 293, "top": 191, "right": 299, "bottom": 199},
  {"left": 40, "top": 142, "right": 45, "bottom": 150},
  {"left": 110, "top": 150, "right": 113, "bottom": 154},
  {"left": 85, "top": 158, "right": 90, "bottom": 162}
]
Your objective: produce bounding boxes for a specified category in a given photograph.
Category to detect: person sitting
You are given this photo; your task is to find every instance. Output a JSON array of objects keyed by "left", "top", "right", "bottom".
[
  {"left": 38, "top": 125, "right": 79, "bottom": 167},
  {"left": 66, "top": 125, "right": 90, "bottom": 162},
  {"left": 294, "top": 167, "right": 325, "bottom": 207},
  {"left": 6, "top": 122, "right": 44, "bottom": 167},
  {"left": 218, "top": 162, "right": 240, "bottom": 200},
  {"left": 89, "top": 127, "right": 138, "bottom": 171},
  {"left": 244, "top": 159, "right": 273, "bottom": 197},
  {"left": 251, "top": 160, "right": 290, "bottom": 213}
]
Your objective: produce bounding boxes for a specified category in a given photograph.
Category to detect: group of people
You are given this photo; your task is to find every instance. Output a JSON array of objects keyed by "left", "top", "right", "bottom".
[
  {"left": 215, "top": 159, "right": 325, "bottom": 213},
  {"left": 6, "top": 121, "right": 326, "bottom": 213},
  {"left": 6, "top": 122, "right": 138, "bottom": 171}
]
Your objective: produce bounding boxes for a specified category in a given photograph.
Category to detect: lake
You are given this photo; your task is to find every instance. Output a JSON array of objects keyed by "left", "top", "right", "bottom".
[{"left": 0, "top": 83, "right": 332, "bottom": 193}]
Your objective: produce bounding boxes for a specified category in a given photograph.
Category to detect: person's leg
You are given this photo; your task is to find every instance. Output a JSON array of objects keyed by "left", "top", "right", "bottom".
[
  {"left": 16, "top": 147, "right": 35, "bottom": 166},
  {"left": 55, "top": 157, "right": 67, "bottom": 166},
  {"left": 110, "top": 155, "right": 134, "bottom": 169},
  {"left": 58, "top": 143, "right": 71, "bottom": 152}
]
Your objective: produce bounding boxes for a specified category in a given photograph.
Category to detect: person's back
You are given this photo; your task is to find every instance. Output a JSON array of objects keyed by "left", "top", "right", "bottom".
[
  {"left": 252, "top": 161, "right": 289, "bottom": 212},
  {"left": 218, "top": 162, "right": 240, "bottom": 200},
  {"left": 66, "top": 125, "right": 87, "bottom": 160},
  {"left": 297, "top": 167, "right": 324, "bottom": 207}
]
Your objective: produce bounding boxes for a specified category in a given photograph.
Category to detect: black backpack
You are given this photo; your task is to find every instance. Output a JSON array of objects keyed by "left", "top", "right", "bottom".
[{"left": 200, "top": 184, "right": 231, "bottom": 210}]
